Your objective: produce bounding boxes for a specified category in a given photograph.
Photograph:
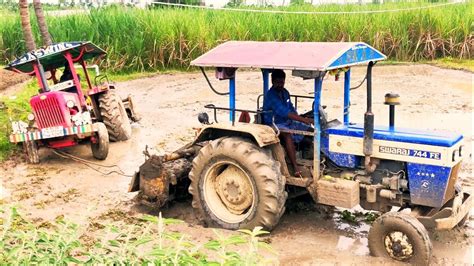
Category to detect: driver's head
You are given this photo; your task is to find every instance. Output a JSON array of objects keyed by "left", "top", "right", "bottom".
[
  {"left": 271, "top": 69, "right": 286, "bottom": 90},
  {"left": 63, "top": 62, "right": 71, "bottom": 73}
]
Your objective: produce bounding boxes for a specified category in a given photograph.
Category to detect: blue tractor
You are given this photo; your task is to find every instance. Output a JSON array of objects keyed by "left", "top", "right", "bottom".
[{"left": 130, "top": 41, "right": 471, "bottom": 265}]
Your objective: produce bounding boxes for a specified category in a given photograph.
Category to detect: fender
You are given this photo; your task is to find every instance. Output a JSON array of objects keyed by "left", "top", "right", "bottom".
[{"left": 193, "top": 122, "right": 279, "bottom": 147}]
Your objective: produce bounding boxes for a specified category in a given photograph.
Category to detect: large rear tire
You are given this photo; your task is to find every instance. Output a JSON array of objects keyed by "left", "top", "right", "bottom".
[
  {"left": 98, "top": 90, "right": 132, "bottom": 142},
  {"left": 368, "top": 212, "right": 432, "bottom": 266},
  {"left": 189, "top": 137, "right": 287, "bottom": 231},
  {"left": 91, "top": 122, "right": 109, "bottom": 160},
  {"left": 23, "top": 140, "right": 39, "bottom": 164}
]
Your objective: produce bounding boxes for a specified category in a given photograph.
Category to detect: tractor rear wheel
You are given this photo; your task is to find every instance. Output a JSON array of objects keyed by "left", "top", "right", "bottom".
[
  {"left": 368, "top": 212, "right": 432, "bottom": 266},
  {"left": 91, "top": 122, "right": 109, "bottom": 160},
  {"left": 23, "top": 140, "right": 39, "bottom": 164},
  {"left": 189, "top": 137, "right": 287, "bottom": 231},
  {"left": 98, "top": 90, "right": 132, "bottom": 142}
]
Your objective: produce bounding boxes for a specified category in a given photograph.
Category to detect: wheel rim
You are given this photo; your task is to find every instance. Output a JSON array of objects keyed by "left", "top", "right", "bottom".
[
  {"left": 203, "top": 161, "right": 256, "bottom": 224},
  {"left": 92, "top": 126, "right": 102, "bottom": 147},
  {"left": 384, "top": 231, "right": 414, "bottom": 261}
]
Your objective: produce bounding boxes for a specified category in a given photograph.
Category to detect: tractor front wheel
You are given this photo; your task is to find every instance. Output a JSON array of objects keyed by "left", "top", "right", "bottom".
[
  {"left": 98, "top": 90, "right": 132, "bottom": 142},
  {"left": 368, "top": 212, "right": 432, "bottom": 265},
  {"left": 23, "top": 140, "right": 39, "bottom": 164},
  {"left": 189, "top": 137, "right": 287, "bottom": 231},
  {"left": 91, "top": 122, "right": 109, "bottom": 160}
]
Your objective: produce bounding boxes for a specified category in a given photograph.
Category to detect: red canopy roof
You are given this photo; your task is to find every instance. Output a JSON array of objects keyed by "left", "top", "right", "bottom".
[{"left": 191, "top": 41, "right": 386, "bottom": 71}]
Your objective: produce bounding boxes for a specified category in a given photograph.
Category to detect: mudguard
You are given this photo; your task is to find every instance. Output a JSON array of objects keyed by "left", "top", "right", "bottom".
[{"left": 193, "top": 123, "right": 279, "bottom": 147}]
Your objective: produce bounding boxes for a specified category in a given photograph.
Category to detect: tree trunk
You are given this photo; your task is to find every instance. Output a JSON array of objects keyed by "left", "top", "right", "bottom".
[
  {"left": 19, "top": 0, "right": 36, "bottom": 51},
  {"left": 33, "top": 0, "right": 52, "bottom": 46}
]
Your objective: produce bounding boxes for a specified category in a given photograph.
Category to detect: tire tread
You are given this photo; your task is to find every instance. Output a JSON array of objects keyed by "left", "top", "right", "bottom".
[{"left": 189, "top": 137, "right": 287, "bottom": 231}]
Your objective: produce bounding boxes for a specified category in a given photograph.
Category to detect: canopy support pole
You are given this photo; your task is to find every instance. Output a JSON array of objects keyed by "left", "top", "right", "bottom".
[
  {"left": 80, "top": 60, "right": 93, "bottom": 91},
  {"left": 31, "top": 54, "right": 49, "bottom": 93},
  {"left": 229, "top": 76, "right": 236, "bottom": 125},
  {"left": 262, "top": 69, "right": 269, "bottom": 95},
  {"left": 64, "top": 52, "right": 86, "bottom": 107},
  {"left": 343, "top": 68, "right": 351, "bottom": 124},
  {"left": 313, "top": 73, "right": 324, "bottom": 180}
]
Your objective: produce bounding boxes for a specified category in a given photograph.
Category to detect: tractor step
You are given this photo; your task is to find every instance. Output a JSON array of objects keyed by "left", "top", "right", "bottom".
[
  {"left": 122, "top": 94, "right": 141, "bottom": 122},
  {"left": 314, "top": 178, "right": 360, "bottom": 209}
]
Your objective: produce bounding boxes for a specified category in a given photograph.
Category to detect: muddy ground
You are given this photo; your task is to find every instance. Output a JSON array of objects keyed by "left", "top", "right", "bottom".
[
  {"left": 1, "top": 64, "right": 473, "bottom": 265},
  {"left": 0, "top": 69, "right": 29, "bottom": 92}
]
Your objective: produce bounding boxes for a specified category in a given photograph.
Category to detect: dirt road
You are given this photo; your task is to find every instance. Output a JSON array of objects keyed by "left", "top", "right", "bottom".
[{"left": 1, "top": 64, "right": 472, "bottom": 265}]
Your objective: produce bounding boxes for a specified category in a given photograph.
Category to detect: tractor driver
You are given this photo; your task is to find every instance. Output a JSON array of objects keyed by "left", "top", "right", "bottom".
[
  {"left": 263, "top": 69, "right": 313, "bottom": 177},
  {"left": 59, "top": 63, "right": 79, "bottom": 93}
]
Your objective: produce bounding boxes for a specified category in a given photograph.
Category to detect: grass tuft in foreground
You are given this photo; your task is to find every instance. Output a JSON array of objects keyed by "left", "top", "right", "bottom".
[{"left": 0, "top": 206, "right": 276, "bottom": 265}]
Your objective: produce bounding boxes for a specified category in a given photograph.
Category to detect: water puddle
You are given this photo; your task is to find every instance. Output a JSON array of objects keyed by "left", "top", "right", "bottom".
[
  {"left": 332, "top": 207, "right": 373, "bottom": 256},
  {"left": 336, "top": 236, "right": 370, "bottom": 256}
]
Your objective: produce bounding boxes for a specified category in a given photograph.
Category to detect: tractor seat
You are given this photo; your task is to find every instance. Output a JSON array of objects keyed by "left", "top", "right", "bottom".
[
  {"left": 239, "top": 111, "right": 251, "bottom": 123},
  {"left": 326, "top": 124, "right": 463, "bottom": 147}
]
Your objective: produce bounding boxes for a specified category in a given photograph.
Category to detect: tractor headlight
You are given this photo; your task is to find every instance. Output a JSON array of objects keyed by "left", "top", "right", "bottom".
[
  {"left": 452, "top": 150, "right": 457, "bottom": 162},
  {"left": 66, "top": 100, "right": 75, "bottom": 108},
  {"left": 459, "top": 145, "right": 463, "bottom": 157},
  {"left": 82, "top": 112, "right": 92, "bottom": 124},
  {"left": 27, "top": 113, "right": 35, "bottom": 121}
]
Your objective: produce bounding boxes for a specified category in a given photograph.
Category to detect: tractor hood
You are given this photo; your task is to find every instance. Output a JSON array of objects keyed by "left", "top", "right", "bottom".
[
  {"left": 325, "top": 124, "right": 463, "bottom": 168},
  {"left": 327, "top": 124, "right": 462, "bottom": 147}
]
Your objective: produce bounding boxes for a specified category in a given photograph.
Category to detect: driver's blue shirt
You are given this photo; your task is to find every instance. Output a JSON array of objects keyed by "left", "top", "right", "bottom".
[{"left": 263, "top": 86, "right": 296, "bottom": 125}]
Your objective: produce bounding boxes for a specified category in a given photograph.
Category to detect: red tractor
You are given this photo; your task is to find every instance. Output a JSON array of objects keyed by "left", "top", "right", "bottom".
[{"left": 6, "top": 42, "right": 139, "bottom": 163}]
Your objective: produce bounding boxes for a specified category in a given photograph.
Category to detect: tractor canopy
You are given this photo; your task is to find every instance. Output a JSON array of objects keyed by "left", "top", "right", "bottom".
[
  {"left": 191, "top": 41, "right": 386, "bottom": 71},
  {"left": 5, "top": 41, "right": 106, "bottom": 74}
]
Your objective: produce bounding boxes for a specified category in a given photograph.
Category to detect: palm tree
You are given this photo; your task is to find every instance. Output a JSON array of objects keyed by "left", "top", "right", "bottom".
[
  {"left": 33, "top": 0, "right": 52, "bottom": 46},
  {"left": 19, "top": 0, "right": 36, "bottom": 51}
]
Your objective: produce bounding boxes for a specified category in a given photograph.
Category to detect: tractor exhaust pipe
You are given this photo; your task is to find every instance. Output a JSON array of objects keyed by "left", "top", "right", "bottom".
[
  {"left": 363, "top": 61, "right": 376, "bottom": 173},
  {"left": 384, "top": 92, "right": 400, "bottom": 129},
  {"left": 32, "top": 54, "right": 50, "bottom": 92}
]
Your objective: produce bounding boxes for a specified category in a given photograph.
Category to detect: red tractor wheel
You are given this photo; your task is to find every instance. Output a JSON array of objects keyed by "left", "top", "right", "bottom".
[
  {"left": 91, "top": 122, "right": 109, "bottom": 160},
  {"left": 23, "top": 140, "right": 39, "bottom": 164},
  {"left": 98, "top": 90, "right": 132, "bottom": 142}
]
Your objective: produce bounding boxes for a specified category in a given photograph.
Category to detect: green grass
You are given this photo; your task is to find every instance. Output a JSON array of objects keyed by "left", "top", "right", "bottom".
[
  {"left": 0, "top": 81, "right": 36, "bottom": 161},
  {"left": 0, "top": 2, "right": 472, "bottom": 72},
  {"left": 1, "top": 206, "right": 276, "bottom": 264},
  {"left": 428, "top": 58, "right": 474, "bottom": 72}
]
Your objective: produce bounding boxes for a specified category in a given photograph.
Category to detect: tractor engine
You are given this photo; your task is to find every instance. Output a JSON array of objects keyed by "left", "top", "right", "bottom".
[{"left": 321, "top": 118, "right": 463, "bottom": 212}]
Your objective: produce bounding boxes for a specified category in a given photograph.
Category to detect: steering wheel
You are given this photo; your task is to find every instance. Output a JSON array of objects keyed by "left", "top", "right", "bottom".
[{"left": 302, "top": 101, "right": 328, "bottom": 127}]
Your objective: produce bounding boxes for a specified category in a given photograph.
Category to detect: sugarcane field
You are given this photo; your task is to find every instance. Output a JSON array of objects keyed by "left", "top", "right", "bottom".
[{"left": 0, "top": 1, "right": 472, "bottom": 265}]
